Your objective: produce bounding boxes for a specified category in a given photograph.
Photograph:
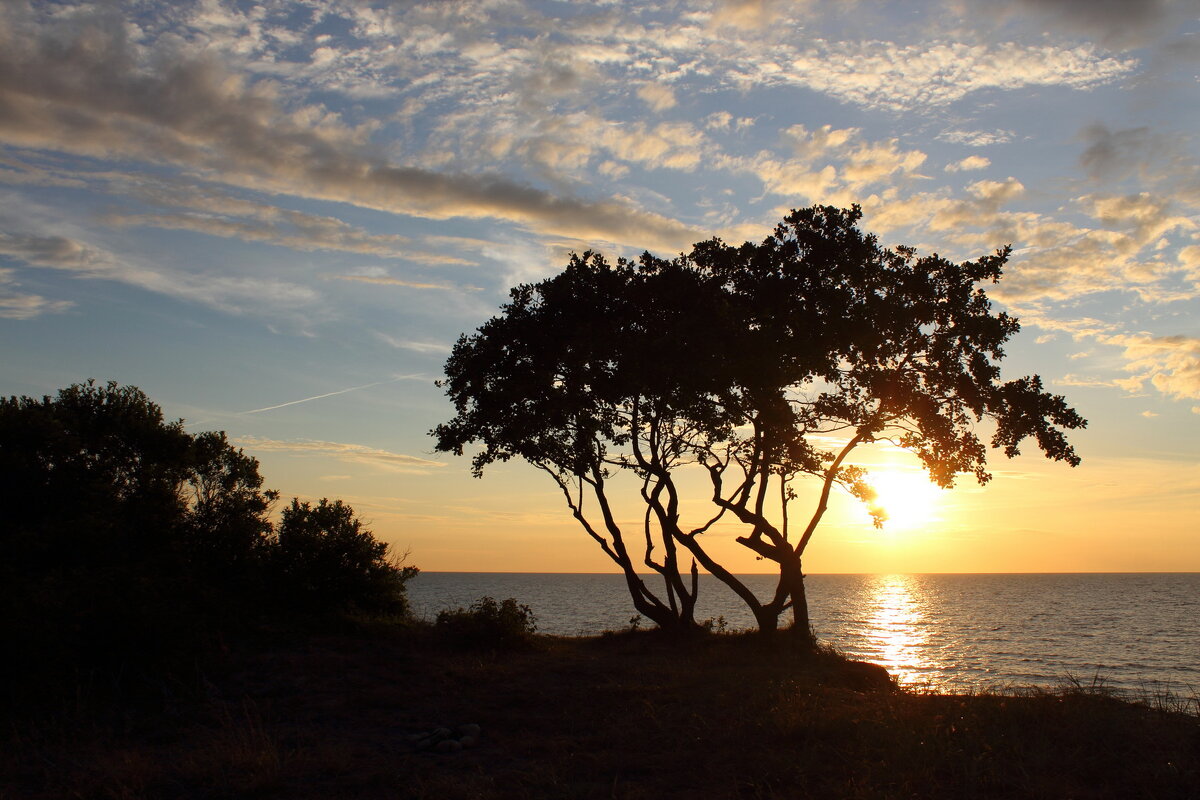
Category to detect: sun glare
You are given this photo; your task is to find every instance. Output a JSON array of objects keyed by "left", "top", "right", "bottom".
[{"left": 866, "top": 469, "right": 943, "bottom": 532}]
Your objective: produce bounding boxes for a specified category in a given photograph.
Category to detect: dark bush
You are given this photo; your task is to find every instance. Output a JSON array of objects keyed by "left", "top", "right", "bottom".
[
  {"left": 272, "top": 497, "right": 418, "bottom": 615},
  {"left": 435, "top": 596, "right": 538, "bottom": 649},
  {"left": 0, "top": 381, "right": 418, "bottom": 705},
  {"left": 0, "top": 382, "right": 272, "bottom": 690}
]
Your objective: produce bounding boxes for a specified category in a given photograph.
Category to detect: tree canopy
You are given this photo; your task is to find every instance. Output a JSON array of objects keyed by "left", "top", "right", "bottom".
[
  {"left": 0, "top": 380, "right": 415, "bottom": 694},
  {"left": 434, "top": 205, "right": 1086, "bottom": 636}
]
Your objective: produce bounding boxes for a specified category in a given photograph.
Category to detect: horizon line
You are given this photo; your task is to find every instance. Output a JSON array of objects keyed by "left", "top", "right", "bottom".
[{"left": 413, "top": 570, "right": 1200, "bottom": 576}]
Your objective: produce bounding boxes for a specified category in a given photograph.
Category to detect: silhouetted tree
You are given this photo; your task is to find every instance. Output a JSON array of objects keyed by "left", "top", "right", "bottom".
[
  {"left": 183, "top": 430, "right": 277, "bottom": 582},
  {"left": 273, "top": 497, "right": 417, "bottom": 615},
  {"left": 434, "top": 206, "right": 1086, "bottom": 638},
  {"left": 0, "top": 382, "right": 418, "bottom": 700},
  {"left": 0, "top": 381, "right": 279, "bottom": 680}
]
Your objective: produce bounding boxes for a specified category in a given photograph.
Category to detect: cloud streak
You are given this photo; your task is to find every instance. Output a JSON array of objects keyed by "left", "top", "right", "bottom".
[
  {"left": 238, "top": 375, "right": 422, "bottom": 415},
  {"left": 234, "top": 436, "right": 445, "bottom": 473},
  {"left": 335, "top": 274, "right": 478, "bottom": 291},
  {"left": 0, "top": 267, "right": 72, "bottom": 319},
  {"left": 0, "top": 228, "right": 318, "bottom": 314}
]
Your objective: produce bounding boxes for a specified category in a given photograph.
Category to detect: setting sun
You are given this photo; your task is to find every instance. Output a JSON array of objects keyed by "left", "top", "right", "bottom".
[{"left": 866, "top": 470, "right": 944, "bottom": 533}]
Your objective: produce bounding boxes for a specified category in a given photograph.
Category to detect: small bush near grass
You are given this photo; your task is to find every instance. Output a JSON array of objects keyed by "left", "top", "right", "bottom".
[{"left": 435, "top": 596, "right": 537, "bottom": 649}]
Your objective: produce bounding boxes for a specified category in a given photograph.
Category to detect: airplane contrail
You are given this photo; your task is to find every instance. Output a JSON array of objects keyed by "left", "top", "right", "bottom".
[{"left": 239, "top": 374, "right": 424, "bottom": 415}]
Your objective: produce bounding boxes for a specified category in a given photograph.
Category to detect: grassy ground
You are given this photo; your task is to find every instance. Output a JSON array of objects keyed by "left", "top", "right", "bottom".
[{"left": 4, "top": 626, "right": 1198, "bottom": 799}]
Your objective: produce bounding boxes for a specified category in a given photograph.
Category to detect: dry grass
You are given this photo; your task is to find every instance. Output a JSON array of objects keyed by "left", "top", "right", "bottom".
[{"left": 3, "top": 627, "right": 1198, "bottom": 799}]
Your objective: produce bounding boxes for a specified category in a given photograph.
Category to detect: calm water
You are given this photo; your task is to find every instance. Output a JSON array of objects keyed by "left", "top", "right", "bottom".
[{"left": 408, "top": 572, "right": 1200, "bottom": 694}]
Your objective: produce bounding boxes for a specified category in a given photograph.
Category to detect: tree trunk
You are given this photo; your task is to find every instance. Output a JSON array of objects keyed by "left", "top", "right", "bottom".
[
  {"left": 780, "top": 554, "right": 815, "bottom": 645},
  {"left": 620, "top": 569, "right": 684, "bottom": 631},
  {"left": 754, "top": 608, "right": 779, "bottom": 633}
]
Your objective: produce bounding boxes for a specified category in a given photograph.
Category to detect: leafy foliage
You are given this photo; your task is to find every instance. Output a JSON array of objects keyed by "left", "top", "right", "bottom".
[
  {"left": 434, "top": 205, "right": 1086, "bottom": 635},
  {"left": 435, "top": 596, "right": 538, "bottom": 649},
  {"left": 274, "top": 497, "right": 417, "bottom": 615},
  {"left": 0, "top": 380, "right": 416, "bottom": 699}
]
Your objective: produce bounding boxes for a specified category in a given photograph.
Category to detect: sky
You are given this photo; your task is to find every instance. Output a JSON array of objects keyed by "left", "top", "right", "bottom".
[{"left": 1, "top": 0, "right": 1197, "bottom": 574}]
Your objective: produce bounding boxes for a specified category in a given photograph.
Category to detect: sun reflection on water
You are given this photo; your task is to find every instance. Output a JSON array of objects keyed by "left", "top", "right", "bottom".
[{"left": 862, "top": 574, "right": 930, "bottom": 686}]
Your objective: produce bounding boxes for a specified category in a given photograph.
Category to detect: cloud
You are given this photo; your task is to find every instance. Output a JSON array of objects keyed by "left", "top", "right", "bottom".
[
  {"left": 636, "top": 83, "right": 677, "bottom": 112},
  {"left": 335, "top": 274, "right": 475, "bottom": 291},
  {"left": 103, "top": 210, "right": 471, "bottom": 264},
  {"left": 0, "top": 153, "right": 89, "bottom": 188},
  {"left": 729, "top": 125, "right": 929, "bottom": 205},
  {"left": 0, "top": 9, "right": 699, "bottom": 252},
  {"left": 938, "top": 129, "right": 1016, "bottom": 147},
  {"left": 1078, "top": 125, "right": 1155, "bottom": 182},
  {"left": 1101, "top": 334, "right": 1200, "bottom": 400},
  {"left": 841, "top": 139, "right": 928, "bottom": 188},
  {"left": 780, "top": 41, "right": 1134, "bottom": 111},
  {"left": 234, "top": 436, "right": 445, "bottom": 474},
  {"left": 1140, "top": 410, "right": 1160, "bottom": 418},
  {"left": 376, "top": 333, "right": 452, "bottom": 354},
  {"left": 1078, "top": 192, "right": 1194, "bottom": 251},
  {"left": 709, "top": 0, "right": 799, "bottom": 30},
  {"left": 1056, "top": 374, "right": 1120, "bottom": 388},
  {"left": 955, "top": 190, "right": 1198, "bottom": 305},
  {"left": 1078, "top": 124, "right": 1200, "bottom": 209},
  {"left": 1018, "top": 313, "right": 1122, "bottom": 340},
  {"left": 0, "top": 267, "right": 72, "bottom": 319},
  {"left": 0, "top": 230, "right": 318, "bottom": 314},
  {"left": 705, "top": 112, "right": 734, "bottom": 131},
  {"left": 1038, "top": 329, "right": 1200, "bottom": 404},
  {"left": 945, "top": 155, "right": 991, "bottom": 172},
  {"left": 94, "top": 178, "right": 477, "bottom": 264},
  {"left": 1179, "top": 245, "right": 1200, "bottom": 278},
  {"left": 595, "top": 120, "right": 707, "bottom": 172},
  {"left": 861, "top": 175, "right": 1197, "bottom": 307},
  {"left": 0, "top": 232, "right": 113, "bottom": 275},
  {"left": 921, "top": 177, "right": 1026, "bottom": 233},
  {"left": 963, "top": 0, "right": 1183, "bottom": 49}
]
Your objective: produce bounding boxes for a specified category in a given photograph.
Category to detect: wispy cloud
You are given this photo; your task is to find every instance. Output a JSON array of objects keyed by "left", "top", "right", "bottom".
[
  {"left": 938, "top": 129, "right": 1016, "bottom": 147},
  {"left": 376, "top": 333, "right": 452, "bottom": 354},
  {"left": 234, "top": 436, "right": 445, "bottom": 473},
  {"left": 238, "top": 375, "right": 422, "bottom": 415},
  {"left": 0, "top": 228, "right": 318, "bottom": 314},
  {"left": 1055, "top": 374, "right": 1119, "bottom": 388},
  {"left": 335, "top": 274, "right": 477, "bottom": 291},
  {"left": 0, "top": 267, "right": 72, "bottom": 319}
]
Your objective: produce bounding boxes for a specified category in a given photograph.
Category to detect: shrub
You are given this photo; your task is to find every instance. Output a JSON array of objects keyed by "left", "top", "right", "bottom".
[
  {"left": 0, "top": 381, "right": 419, "bottom": 707},
  {"left": 271, "top": 498, "right": 418, "bottom": 616},
  {"left": 435, "top": 596, "right": 538, "bottom": 648}
]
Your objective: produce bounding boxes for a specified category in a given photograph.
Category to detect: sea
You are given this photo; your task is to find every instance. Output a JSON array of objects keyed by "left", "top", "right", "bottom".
[{"left": 407, "top": 572, "right": 1200, "bottom": 696}]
